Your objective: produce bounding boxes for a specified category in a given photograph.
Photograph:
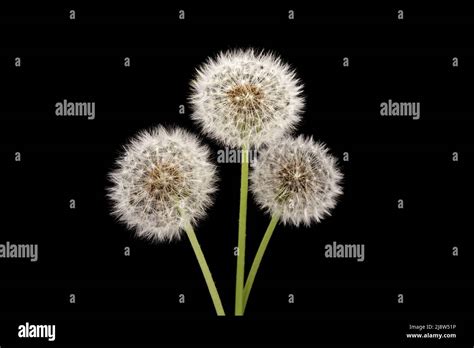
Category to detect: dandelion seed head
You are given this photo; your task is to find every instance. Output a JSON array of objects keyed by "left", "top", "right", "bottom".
[
  {"left": 108, "top": 126, "right": 218, "bottom": 242},
  {"left": 190, "top": 49, "right": 305, "bottom": 148},
  {"left": 250, "top": 136, "right": 343, "bottom": 227}
]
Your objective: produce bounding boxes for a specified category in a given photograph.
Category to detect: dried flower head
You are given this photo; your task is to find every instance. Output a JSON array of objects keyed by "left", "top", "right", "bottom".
[
  {"left": 190, "top": 49, "right": 304, "bottom": 148},
  {"left": 108, "top": 126, "right": 218, "bottom": 241},
  {"left": 250, "top": 136, "right": 343, "bottom": 226}
]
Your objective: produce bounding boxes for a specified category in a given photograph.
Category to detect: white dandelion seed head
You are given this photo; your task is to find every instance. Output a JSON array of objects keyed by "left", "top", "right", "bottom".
[
  {"left": 108, "top": 126, "right": 218, "bottom": 242},
  {"left": 250, "top": 136, "right": 343, "bottom": 227},
  {"left": 190, "top": 49, "right": 305, "bottom": 148}
]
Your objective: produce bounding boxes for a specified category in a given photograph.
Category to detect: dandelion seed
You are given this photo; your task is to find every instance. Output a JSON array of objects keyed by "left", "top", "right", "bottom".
[
  {"left": 108, "top": 126, "right": 218, "bottom": 241},
  {"left": 190, "top": 49, "right": 304, "bottom": 148},
  {"left": 250, "top": 136, "right": 343, "bottom": 227}
]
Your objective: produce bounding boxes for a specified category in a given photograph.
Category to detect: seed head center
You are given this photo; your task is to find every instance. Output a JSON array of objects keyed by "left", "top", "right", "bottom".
[
  {"left": 145, "top": 162, "right": 184, "bottom": 200},
  {"left": 227, "top": 84, "right": 264, "bottom": 112},
  {"left": 277, "top": 160, "right": 313, "bottom": 193}
]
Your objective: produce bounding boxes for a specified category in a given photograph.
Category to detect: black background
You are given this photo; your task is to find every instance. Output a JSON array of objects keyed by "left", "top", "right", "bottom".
[{"left": 0, "top": 2, "right": 473, "bottom": 346}]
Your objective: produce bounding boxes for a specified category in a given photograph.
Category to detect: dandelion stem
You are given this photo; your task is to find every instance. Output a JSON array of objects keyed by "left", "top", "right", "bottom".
[
  {"left": 243, "top": 212, "right": 280, "bottom": 313},
  {"left": 235, "top": 144, "right": 249, "bottom": 316},
  {"left": 183, "top": 221, "right": 226, "bottom": 316}
]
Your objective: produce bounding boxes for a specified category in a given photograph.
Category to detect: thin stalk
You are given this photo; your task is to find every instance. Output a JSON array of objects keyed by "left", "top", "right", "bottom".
[
  {"left": 235, "top": 144, "right": 249, "bottom": 316},
  {"left": 183, "top": 221, "right": 226, "bottom": 316},
  {"left": 243, "top": 212, "right": 280, "bottom": 312}
]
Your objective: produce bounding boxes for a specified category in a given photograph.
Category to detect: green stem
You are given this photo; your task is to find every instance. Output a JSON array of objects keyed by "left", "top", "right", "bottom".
[
  {"left": 243, "top": 213, "right": 280, "bottom": 313},
  {"left": 235, "top": 144, "right": 249, "bottom": 316},
  {"left": 183, "top": 221, "right": 226, "bottom": 316}
]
